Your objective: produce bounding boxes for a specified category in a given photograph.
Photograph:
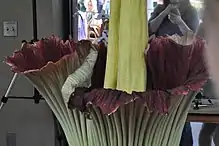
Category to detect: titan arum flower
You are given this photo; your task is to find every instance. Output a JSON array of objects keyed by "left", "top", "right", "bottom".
[
  {"left": 6, "top": 36, "right": 98, "bottom": 146},
  {"left": 6, "top": 35, "right": 208, "bottom": 146}
]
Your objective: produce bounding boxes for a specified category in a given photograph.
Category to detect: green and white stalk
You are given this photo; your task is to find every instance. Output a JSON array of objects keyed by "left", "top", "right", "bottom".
[
  {"left": 12, "top": 35, "right": 203, "bottom": 146},
  {"left": 25, "top": 47, "right": 98, "bottom": 146},
  {"left": 84, "top": 92, "right": 196, "bottom": 146},
  {"left": 26, "top": 63, "right": 198, "bottom": 146},
  {"left": 61, "top": 48, "right": 98, "bottom": 103}
]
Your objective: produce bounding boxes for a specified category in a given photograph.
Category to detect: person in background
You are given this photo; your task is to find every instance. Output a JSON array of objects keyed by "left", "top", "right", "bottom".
[
  {"left": 213, "top": 127, "right": 219, "bottom": 145},
  {"left": 197, "top": 80, "right": 219, "bottom": 146},
  {"left": 148, "top": 0, "right": 199, "bottom": 146},
  {"left": 203, "top": 0, "right": 219, "bottom": 97},
  {"left": 149, "top": 0, "right": 198, "bottom": 36},
  {"left": 102, "top": 0, "right": 110, "bottom": 18},
  {"left": 196, "top": 11, "right": 219, "bottom": 146},
  {"left": 198, "top": 111, "right": 219, "bottom": 146},
  {"left": 86, "top": 0, "right": 95, "bottom": 22},
  {"left": 97, "top": 0, "right": 104, "bottom": 13},
  {"left": 78, "top": 0, "right": 86, "bottom": 12},
  {"left": 78, "top": 9, "right": 87, "bottom": 40},
  {"left": 196, "top": 81, "right": 218, "bottom": 146}
]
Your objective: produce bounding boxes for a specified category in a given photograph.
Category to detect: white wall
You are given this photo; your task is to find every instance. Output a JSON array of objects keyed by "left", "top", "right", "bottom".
[
  {"left": 0, "top": 0, "right": 64, "bottom": 146},
  {"left": 0, "top": 100, "right": 55, "bottom": 146}
]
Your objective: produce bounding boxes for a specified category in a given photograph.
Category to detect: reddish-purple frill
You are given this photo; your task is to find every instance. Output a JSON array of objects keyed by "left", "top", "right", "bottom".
[
  {"left": 68, "top": 37, "right": 208, "bottom": 115},
  {"left": 5, "top": 36, "right": 92, "bottom": 73},
  {"left": 5, "top": 36, "right": 208, "bottom": 115}
]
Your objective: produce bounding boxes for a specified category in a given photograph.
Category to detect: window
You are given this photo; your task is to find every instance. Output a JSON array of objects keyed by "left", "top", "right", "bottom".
[
  {"left": 72, "top": 0, "right": 110, "bottom": 40},
  {"left": 72, "top": 0, "right": 204, "bottom": 40},
  {"left": 74, "top": 0, "right": 154, "bottom": 40},
  {"left": 190, "top": 0, "right": 204, "bottom": 22}
]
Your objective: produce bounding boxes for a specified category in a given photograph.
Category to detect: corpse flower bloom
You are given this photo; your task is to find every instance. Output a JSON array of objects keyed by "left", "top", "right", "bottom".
[
  {"left": 6, "top": 35, "right": 208, "bottom": 146},
  {"left": 6, "top": 36, "right": 98, "bottom": 146},
  {"left": 68, "top": 35, "right": 208, "bottom": 146}
]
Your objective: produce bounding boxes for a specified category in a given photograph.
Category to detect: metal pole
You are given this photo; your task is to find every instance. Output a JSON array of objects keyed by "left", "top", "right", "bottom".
[
  {"left": 0, "top": 42, "right": 27, "bottom": 111},
  {"left": 0, "top": 73, "right": 18, "bottom": 110}
]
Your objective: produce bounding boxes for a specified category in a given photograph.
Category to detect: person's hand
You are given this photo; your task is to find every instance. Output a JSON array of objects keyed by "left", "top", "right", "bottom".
[
  {"left": 164, "top": 4, "right": 178, "bottom": 14},
  {"left": 170, "top": 7, "right": 180, "bottom": 15},
  {"left": 168, "top": 12, "right": 183, "bottom": 25}
]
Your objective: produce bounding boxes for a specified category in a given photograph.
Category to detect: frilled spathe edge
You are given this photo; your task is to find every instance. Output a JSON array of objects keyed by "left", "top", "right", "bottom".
[
  {"left": 151, "top": 35, "right": 205, "bottom": 48},
  {"left": 61, "top": 48, "right": 98, "bottom": 103},
  {"left": 5, "top": 36, "right": 93, "bottom": 74},
  {"left": 68, "top": 36, "right": 208, "bottom": 115},
  {"left": 6, "top": 52, "right": 80, "bottom": 74},
  {"left": 68, "top": 76, "right": 207, "bottom": 115}
]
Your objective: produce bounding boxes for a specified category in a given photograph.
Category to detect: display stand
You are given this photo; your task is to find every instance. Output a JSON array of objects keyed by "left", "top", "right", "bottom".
[{"left": 188, "top": 99, "right": 219, "bottom": 123}]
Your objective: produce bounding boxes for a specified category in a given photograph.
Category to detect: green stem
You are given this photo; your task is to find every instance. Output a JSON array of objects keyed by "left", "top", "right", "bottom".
[
  {"left": 154, "top": 115, "right": 167, "bottom": 146},
  {"left": 43, "top": 76, "right": 75, "bottom": 142},
  {"left": 113, "top": 111, "right": 123, "bottom": 146},
  {"left": 80, "top": 113, "right": 88, "bottom": 146},
  {"left": 94, "top": 107, "right": 108, "bottom": 146},
  {"left": 86, "top": 120, "right": 92, "bottom": 146},
  {"left": 105, "top": 115, "right": 113, "bottom": 146},
  {"left": 128, "top": 103, "right": 136, "bottom": 146},
  {"left": 137, "top": 110, "right": 151, "bottom": 146},
  {"left": 149, "top": 113, "right": 162, "bottom": 146},
  {"left": 120, "top": 107, "right": 127, "bottom": 146},
  {"left": 173, "top": 92, "right": 197, "bottom": 145},
  {"left": 144, "top": 112, "right": 158, "bottom": 145},
  {"left": 133, "top": 105, "right": 146, "bottom": 146},
  {"left": 110, "top": 115, "right": 118, "bottom": 146},
  {"left": 31, "top": 72, "right": 197, "bottom": 146},
  {"left": 162, "top": 96, "right": 184, "bottom": 146},
  {"left": 90, "top": 120, "right": 99, "bottom": 145},
  {"left": 72, "top": 110, "right": 83, "bottom": 145},
  {"left": 90, "top": 107, "right": 102, "bottom": 145}
]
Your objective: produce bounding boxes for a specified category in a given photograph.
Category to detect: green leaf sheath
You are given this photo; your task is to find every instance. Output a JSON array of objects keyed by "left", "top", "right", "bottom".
[
  {"left": 27, "top": 70, "right": 197, "bottom": 146},
  {"left": 24, "top": 46, "right": 197, "bottom": 146}
]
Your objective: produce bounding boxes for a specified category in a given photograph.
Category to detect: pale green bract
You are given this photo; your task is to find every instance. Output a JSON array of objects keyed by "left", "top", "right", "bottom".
[
  {"left": 22, "top": 47, "right": 98, "bottom": 146},
  {"left": 62, "top": 48, "right": 98, "bottom": 103}
]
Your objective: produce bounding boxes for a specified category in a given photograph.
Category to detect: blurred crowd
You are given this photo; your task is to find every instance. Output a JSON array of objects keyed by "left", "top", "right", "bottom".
[{"left": 77, "top": 0, "right": 110, "bottom": 40}]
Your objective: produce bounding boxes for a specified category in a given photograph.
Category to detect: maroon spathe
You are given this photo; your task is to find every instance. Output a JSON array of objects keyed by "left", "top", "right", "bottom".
[
  {"left": 68, "top": 37, "right": 208, "bottom": 114},
  {"left": 6, "top": 36, "right": 92, "bottom": 73},
  {"left": 5, "top": 36, "right": 208, "bottom": 115}
]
